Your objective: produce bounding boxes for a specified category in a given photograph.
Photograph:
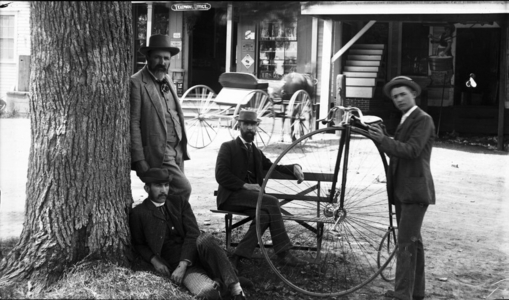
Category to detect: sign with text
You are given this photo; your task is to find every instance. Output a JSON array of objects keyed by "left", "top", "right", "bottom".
[{"left": 171, "top": 3, "right": 211, "bottom": 11}]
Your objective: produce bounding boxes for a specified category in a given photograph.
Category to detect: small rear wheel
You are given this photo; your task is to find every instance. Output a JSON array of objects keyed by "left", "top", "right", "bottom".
[
  {"left": 378, "top": 227, "right": 398, "bottom": 282},
  {"left": 180, "top": 85, "right": 221, "bottom": 149},
  {"left": 229, "top": 89, "right": 275, "bottom": 149}
]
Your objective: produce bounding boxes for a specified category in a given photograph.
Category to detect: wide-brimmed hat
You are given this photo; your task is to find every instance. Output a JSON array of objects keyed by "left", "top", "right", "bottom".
[
  {"left": 139, "top": 35, "right": 180, "bottom": 57},
  {"left": 235, "top": 110, "right": 261, "bottom": 123},
  {"left": 383, "top": 76, "right": 421, "bottom": 98},
  {"left": 140, "top": 168, "right": 171, "bottom": 184}
]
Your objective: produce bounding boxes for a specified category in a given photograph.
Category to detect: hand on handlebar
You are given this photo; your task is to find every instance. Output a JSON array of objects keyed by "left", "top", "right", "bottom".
[{"left": 368, "top": 124, "right": 385, "bottom": 143}]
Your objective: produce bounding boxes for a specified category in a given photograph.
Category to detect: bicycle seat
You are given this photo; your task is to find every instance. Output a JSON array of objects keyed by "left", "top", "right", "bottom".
[{"left": 361, "top": 115, "right": 383, "bottom": 124}]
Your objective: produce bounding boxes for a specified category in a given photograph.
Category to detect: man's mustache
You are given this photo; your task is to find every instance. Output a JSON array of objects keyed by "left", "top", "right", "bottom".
[{"left": 157, "top": 193, "right": 167, "bottom": 198}]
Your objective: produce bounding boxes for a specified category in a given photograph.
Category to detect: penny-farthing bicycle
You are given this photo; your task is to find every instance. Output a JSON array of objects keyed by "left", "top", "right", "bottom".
[{"left": 255, "top": 105, "right": 398, "bottom": 297}]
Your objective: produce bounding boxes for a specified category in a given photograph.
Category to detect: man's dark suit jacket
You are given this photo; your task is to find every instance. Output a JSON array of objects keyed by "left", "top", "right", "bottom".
[
  {"left": 215, "top": 137, "right": 295, "bottom": 208},
  {"left": 129, "top": 195, "right": 200, "bottom": 266},
  {"left": 130, "top": 65, "right": 189, "bottom": 170},
  {"left": 378, "top": 107, "right": 436, "bottom": 205}
]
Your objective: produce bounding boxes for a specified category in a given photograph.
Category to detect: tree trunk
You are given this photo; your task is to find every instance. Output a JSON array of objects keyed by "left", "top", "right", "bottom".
[{"left": 0, "top": 1, "right": 132, "bottom": 288}]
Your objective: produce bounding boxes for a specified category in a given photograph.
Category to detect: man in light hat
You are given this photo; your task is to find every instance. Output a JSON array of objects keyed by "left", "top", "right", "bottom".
[
  {"left": 368, "top": 76, "right": 436, "bottom": 300},
  {"left": 130, "top": 34, "right": 191, "bottom": 202},
  {"left": 215, "top": 109, "right": 307, "bottom": 271},
  {"left": 130, "top": 168, "right": 251, "bottom": 300}
]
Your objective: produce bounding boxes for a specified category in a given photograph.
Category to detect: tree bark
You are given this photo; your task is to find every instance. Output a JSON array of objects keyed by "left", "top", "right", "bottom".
[{"left": 0, "top": 1, "right": 132, "bottom": 288}]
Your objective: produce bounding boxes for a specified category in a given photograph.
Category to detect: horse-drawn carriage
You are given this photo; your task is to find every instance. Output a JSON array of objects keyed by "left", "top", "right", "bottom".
[{"left": 179, "top": 72, "right": 317, "bottom": 149}]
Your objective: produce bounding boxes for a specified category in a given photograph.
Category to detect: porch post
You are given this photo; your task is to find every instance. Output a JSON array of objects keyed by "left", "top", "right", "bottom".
[
  {"left": 498, "top": 22, "right": 508, "bottom": 151},
  {"left": 147, "top": 3, "right": 153, "bottom": 39},
  {"left": 225, "top": 3, "right": 233, "bottom": 72},
  {"left": 319, "top": 19, "right": 333, "bottom": 128}
]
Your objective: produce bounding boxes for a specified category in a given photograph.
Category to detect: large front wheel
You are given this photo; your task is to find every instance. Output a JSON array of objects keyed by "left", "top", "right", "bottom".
[{"left": 256, "top": 127, "right": 395, "bottom": 297}]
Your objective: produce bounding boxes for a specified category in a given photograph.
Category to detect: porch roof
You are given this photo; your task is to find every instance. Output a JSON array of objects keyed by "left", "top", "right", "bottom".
[{"left": 301, "top": 1, "right": 509, "bottom": 23}]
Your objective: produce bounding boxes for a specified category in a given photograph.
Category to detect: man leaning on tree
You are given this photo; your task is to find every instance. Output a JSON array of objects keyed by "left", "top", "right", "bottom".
[{"left": 130, "top": 34, "right": 191, "bottom": 202}]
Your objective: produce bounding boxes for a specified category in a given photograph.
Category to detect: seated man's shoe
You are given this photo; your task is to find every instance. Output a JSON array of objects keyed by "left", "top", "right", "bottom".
[
  {"left": 231, "top": 290, "right": 247, "bottom": 300},
  {"left": 276, "top": 251, "right": 309, "bottom": 267},
  {"left": 237, "top": 276, "right": 254, "bottom": 289}
]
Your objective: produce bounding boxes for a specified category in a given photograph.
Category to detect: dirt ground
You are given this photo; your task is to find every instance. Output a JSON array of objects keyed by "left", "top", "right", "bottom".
[{"left": 1, "top": 119, "right": 508, "bottom": 299}]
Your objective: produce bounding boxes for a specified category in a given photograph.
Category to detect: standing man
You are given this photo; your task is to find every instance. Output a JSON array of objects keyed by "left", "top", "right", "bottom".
[
  {"left": 130, "top": 168, "right": 250, "bottom": 300},
  {"left": 215, "top": 110, "right": 307, "bottom": 269},
  {"left": 130, "top": 34, "right": 191, "bottom": 202},
  {"left": 368, "top": 76, "right": 436, "bottom": 300}
]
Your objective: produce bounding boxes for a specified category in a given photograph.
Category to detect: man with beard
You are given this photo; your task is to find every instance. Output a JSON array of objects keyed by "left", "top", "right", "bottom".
[
  {"left": 130, "top": 168, "right": 251, "bottom": 300},
  {"left": 215, "top": 110, "right": 307, "bottom": 270},
  {"left": 130, "top": 34, "right": 191, "bottom": 202}
]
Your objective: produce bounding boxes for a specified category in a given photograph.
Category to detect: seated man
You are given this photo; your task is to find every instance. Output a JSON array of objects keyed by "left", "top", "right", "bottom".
[
  {"left": 215, "top": 110, "right": 307, "bottom": 269},
  {"left": 130, "top": 168, "right": 250, "bottom": 300}
]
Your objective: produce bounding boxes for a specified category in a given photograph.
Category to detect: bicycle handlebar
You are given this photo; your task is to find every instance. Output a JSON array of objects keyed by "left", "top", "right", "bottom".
[{"left": 316, "top": 106, "right": 370, "bottom": 128}]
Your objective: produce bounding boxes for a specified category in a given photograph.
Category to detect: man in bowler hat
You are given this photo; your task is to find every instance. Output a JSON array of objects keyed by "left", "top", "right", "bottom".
[
  {"left": 130, "top": 168, "right": 251, "bottom": 299},
  {"left": 215, "top": 109, "right": 307, "bottom": 270},
  {"left": 130, "top": 34, "right": 191, "bottom": 202},
  {"left": 368, "top": 76, "right": 436, "bottom": 300}
]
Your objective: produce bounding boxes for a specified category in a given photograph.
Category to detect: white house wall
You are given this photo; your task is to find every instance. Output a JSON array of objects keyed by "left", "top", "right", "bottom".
[{"left": 0, "top": 1, "right": 30, "bottom": 99}]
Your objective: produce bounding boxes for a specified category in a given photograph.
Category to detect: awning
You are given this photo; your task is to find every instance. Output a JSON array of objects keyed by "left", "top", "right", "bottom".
[{"left": 301, "top": 1, "right": 509, "bottom": 23}]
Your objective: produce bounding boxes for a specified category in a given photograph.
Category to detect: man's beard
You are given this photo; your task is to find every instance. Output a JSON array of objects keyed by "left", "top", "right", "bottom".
[
  {"left": 149, "top": 64, "right": 168, "bottom": 79},
  {"left": 241, "top": 129, "right": 255, "bottom": 143}
]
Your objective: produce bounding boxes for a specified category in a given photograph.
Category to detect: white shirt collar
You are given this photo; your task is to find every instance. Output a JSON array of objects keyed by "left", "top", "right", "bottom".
[
  {"left": 400, "top": 106, "right": 418, "bottom": 125},
  {"left": 151, "top": 200, "right": 165, "bottom": 207}
]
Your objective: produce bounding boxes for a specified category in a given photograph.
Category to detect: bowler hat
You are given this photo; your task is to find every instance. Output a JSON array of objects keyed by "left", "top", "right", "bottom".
[
  {"left": 139, "top": 168, "right": 171, "bottom": 184},
  {"left": 235, "top": 110, "right": 261, "bottom": 123},
  {"left": 139, "top": 35, "right": 180, "bottom": 57},
  {"left": 383, "top": 76, "right": 421, "bottom": 98}
]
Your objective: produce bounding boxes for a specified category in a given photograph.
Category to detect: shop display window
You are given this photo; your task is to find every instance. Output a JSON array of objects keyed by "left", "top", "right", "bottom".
[{"left": 258, "top": 20, "right": 297, "bottom": 80}]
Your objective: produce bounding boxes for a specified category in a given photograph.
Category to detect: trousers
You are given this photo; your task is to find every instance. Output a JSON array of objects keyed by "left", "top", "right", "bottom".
[
  {"left": 393, "top": 202, "right": 428, "bottom": 300},
  {"left": 219, "top": 189, "right": 292, "bottom": 258},
  {"left": 162, "top": 156, "right": 191, "bottom": 202}
]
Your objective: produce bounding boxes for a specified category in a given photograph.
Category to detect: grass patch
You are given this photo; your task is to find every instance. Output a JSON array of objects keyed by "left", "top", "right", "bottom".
[{"left": 0, "top": 259, "right": 196, "bottom": 299}]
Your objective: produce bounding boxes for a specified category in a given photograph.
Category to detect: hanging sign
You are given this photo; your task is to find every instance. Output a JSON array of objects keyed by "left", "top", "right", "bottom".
[
  {"left": 171, "top": 3, "right": 211, "bottom": 11},
  {"left": 242, "top": 54, "right": 254, "bottom": 69}
]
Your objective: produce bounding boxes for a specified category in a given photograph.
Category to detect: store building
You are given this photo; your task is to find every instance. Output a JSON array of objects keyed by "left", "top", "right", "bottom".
[{"left": 301, "top": 1, "right": 509, "bottom": 150}]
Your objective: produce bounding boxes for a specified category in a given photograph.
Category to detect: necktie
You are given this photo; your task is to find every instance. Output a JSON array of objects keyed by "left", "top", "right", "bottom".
[{"left": 158, "top": 205, "right": 167, "bottom": 219}]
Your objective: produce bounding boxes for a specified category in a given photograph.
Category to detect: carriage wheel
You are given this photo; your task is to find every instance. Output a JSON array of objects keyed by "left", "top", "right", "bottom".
[
  {"left": 256, "top": 127, "right": 396, "bottom": 297},
  {"left": 180, "top": 85, "right": 221, "bottom": 149},
  {"left": 378, "top": 227, "right": 398, "bottom": 282},
  {"left": 229, "top": 89, "right": 275, "bottom": 149},
  {"left": 287, "top": 90, "right": 313, "bottom": 142}
]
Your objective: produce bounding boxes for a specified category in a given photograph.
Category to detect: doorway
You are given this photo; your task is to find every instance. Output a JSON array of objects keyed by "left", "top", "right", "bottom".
[
  {"left": 454, "top": 28, "right": 500, "bottom": 106},
  {"left": 189, "top": 8, "right": 227, "bottom": 93}
]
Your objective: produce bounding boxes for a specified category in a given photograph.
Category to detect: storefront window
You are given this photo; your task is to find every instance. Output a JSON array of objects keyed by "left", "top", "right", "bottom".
[{"left": 258, "top": 20, "right": 297, "bottom": 80}]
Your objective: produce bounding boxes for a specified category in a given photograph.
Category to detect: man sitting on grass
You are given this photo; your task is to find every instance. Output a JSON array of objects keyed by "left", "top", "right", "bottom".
[{"left": 130, "top": 168, "right": 251, "bottom": 300}]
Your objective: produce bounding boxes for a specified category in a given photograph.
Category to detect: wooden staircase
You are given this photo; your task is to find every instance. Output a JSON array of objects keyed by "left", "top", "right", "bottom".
[{"left": 344, "top": 44, "right": 385, "bottom": 98}]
